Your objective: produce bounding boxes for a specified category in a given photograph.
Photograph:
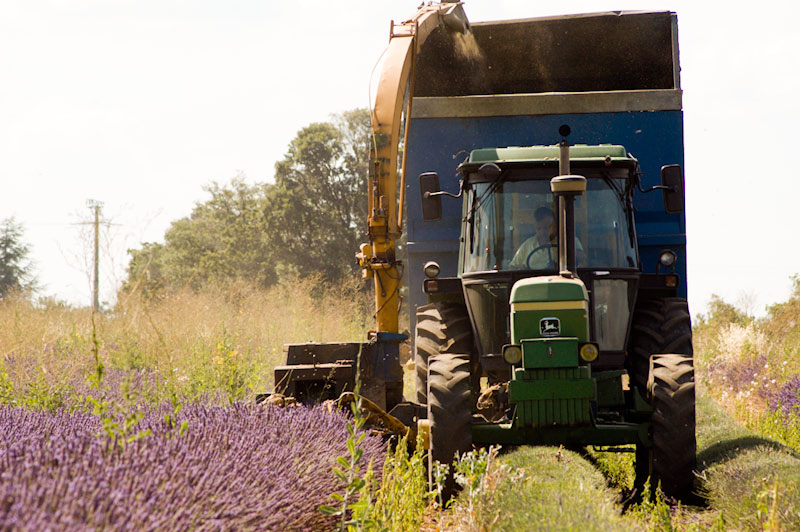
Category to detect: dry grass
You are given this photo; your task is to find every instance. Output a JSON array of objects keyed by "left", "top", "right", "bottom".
[{"left": 0, "top": 278, "right": 371, "bottom": 406}]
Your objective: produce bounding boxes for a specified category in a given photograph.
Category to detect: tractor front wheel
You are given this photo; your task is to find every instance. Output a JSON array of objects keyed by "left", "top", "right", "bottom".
[
  {"left": 648, "top": 353, "right": 696, "bottom": 500},
  {"left": 414, "top": 303, "right": 473, "bottom": 405},
  {"left": 427, "top": 353, "right": 472, "bottom": 502},
  {"left": 628, "top": 297, "right": 693, "bottom": 397}
]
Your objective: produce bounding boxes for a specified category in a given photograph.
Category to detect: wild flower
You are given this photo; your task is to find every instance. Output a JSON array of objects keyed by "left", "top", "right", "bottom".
[{"left": 768, "top": 376, "right": 800, "bottom": 419}]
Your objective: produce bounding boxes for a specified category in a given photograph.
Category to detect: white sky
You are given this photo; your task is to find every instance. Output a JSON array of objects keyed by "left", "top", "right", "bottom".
[{"left": 1, "top": 1, "right": 799, "bottom": 317}]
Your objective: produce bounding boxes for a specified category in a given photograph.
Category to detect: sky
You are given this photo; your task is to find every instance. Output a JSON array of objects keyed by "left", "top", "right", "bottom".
[{"left": 1, "top": 0, "right": 799, "bottom": 317}]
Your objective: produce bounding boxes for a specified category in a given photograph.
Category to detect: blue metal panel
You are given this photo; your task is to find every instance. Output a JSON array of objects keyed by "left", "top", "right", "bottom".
[{"left": 405, "top": 111, "right": 687, "bottom": 316}]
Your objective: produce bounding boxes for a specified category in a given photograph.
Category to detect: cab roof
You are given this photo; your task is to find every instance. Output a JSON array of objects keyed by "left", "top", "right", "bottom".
[{"left": 458, "top": 144, "right": 638, "bottom": 178}]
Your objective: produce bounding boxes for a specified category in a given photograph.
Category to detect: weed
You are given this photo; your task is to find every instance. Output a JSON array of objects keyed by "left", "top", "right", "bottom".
[
  {"left": 430, "top": 459, "right": 450, "bottom": 513},
  {"left": 627, "top": 479, "right": 674, "bottom": 531},
  {"left": 319, "top": 348, "right": 380, "bottom": 532},
  {"left": 0, "top": 367, "right": 12, "bottom": 404},
  {"left": 371, "top": 434, "right": 429, "bottom": 532}
]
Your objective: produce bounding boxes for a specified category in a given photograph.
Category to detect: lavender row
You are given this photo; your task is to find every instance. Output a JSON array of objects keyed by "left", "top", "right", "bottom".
[
  {"left": 0, "top": 403, "right": 385, "bottom": 531},
  {"left": 769, "top": 375, "right": 800, "bottom": 419},
  {"left": 706, "top": 353, "right": 800, "bottom": 421}
]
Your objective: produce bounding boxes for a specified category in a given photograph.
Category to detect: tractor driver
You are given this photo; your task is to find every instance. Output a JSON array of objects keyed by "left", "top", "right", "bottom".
[{"left": 509, "top": 206, "right": 583, "bottom": 269}]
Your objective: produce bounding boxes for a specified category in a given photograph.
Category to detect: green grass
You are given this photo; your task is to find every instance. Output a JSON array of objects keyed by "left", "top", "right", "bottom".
[
  {"left": 449, "top": 446, "right": 630, "bottom": 531},
  {"left": 463, "top": 392, "right": 800, "bottom": 532},
  {"left": 696, "top": 393, "right": 800, "bottom": 531}
]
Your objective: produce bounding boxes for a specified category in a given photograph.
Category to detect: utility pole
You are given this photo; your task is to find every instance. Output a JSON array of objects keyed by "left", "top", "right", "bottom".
[{"left": 86, "top": 199, "right": 104, "bottom": 312}]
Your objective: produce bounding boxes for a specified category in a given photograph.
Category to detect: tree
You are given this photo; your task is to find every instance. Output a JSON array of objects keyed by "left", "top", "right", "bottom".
[
  {"left": 125, "top": 178, "right": 276, "bottom": 294},
  {"left": 266, "top": 108, "right": 370, "bottom": 281},
  {"left": 0, "top": 218, "right": 36, "bottom": 298}
]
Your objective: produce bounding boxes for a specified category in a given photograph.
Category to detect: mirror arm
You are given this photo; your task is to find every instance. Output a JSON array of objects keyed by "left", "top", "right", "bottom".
[
  {"left": 636, "top": 183, "right": 672, "bottom": 194},
  {"left": 425, "top": 189, "right": 463, "bottom": 199},
  {"left": 633, "top": 164, "right": 673, "bottom": 194}
]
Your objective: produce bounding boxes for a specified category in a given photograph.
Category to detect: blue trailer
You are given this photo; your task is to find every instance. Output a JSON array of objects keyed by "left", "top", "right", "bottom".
[
  {"left": 402, "top": 10, "right": 696, "bottom": 501},
  {"left": 405, "top": 10, "right": 687, "bottom": 321}
]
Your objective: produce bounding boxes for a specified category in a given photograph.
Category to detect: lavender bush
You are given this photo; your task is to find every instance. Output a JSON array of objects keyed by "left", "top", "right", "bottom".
[
  {"left": 769, "top": 375, "right": 800, "bottom": 418},
  {"left": 0, "top": 403, "right": 385, "bottom": 531}
]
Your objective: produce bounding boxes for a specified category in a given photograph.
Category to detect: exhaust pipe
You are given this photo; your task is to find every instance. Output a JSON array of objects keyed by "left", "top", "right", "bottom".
[{"left": 551, "top": 131, "right": 585, "bottom": 277}]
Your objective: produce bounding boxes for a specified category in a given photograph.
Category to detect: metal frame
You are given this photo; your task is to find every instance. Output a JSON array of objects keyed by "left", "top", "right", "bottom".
[{"left": 412, "top": 89, "right": 682, "bottom": 119}]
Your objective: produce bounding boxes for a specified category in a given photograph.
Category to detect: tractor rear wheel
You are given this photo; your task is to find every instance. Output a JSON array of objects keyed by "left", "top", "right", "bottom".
[
  {"left": 414, "top": 303, "right": 473, "bottom": 405},
  {"left": 427, "top": 353, "right": 472, "bottom": 502},
  {"left": 648, "top": 353, "right": 696, "bottom": 500},
  {"left": 628, "top": 298, "right": 692, "bottom": 396}
]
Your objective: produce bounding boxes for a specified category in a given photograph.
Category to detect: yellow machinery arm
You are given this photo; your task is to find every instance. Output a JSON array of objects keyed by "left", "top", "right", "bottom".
[{"left": 358, "top": 2, "right": 469, "bottom": 334}]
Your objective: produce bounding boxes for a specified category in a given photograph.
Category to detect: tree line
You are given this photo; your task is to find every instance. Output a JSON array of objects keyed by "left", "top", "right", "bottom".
[
  {"left": 0, "top": 108, "right": 371, "bottom": 303},
  {"left": 125, "top": 108, "right": 371, "bottom": 295}
]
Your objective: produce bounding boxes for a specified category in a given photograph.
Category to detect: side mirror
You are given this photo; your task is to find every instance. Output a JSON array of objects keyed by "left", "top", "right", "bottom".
[
  {"left": 419, "top": 172, "right": 442, "bottom": 221},
  {"left": 660, "top": 164, "right": 685, "bottom": 214}
]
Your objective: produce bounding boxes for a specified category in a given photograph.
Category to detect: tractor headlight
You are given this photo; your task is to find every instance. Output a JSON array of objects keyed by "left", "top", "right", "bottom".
[
  {"left": 423, "top": 261, "right": 441, "bottom": 279},
  {"left": 658, "top": 250, "right": 676, "bottom": 268},
  {"left": 579, "top": 343, "right": 599, "bottom": 362},
  {"left": 502, "top": 344, "right": 522, "bottom": 365}
]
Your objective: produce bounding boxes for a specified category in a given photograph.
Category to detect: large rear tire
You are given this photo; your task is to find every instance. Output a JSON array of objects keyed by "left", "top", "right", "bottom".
[
  {"left": 414, "top": 303, "right": 473, "bottom": 405},
  {"left": 648, "top": 353, "right": 696, "bottom": 501},
  {"left": 628, "top": 298, "right": 692, "bottom": 396},
  {"left": 427, "top": 353, "right": 472, "bottom": 502}
]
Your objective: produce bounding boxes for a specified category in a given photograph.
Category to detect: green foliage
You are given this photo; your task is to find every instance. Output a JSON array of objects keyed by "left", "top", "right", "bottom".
[
  {"left": 125, "top": 109, "right": 370, "bottom": 295},
  {"left": 450, "top": 445, "right": 529, "bottom": 528},
  {"left": 0, "top": 217, "right": 36, "bottom": 299},
  {"left": 267, "top": 108, "right": 370, "bottom": 282},
  {"left": 319, "top": 353, "right": 380, "bottom": 532},
  {"left": 82, "top": 313, "right": 153, "bottom": 452},
  {"left": 125, "top": 178, "right": 276, "bottom": 295},
  {"left": 0, "top": 367, "right": 13, "bottom": 405},
  {"left": 429, "top": 459, "right": 450, "bottom": 512},
  {"left": 694, "top": 294, "right": 752, "bottom": 330},
  {"left": 700, "top": 446, "right": 800, "bottom": 531},
  {"left": 208, "top": 335, "right": 251, "bottom": 405},
  {"left": 763, "top": 274, "right": 800, "bottom": 347},
  {"left": 588, "top": 446, "right": 635, "bottom": 491},
  {"left": 371, "top": 435, "right": 430, "bottom": 531},
  {"left": 19, "top": 376, "right": 72, "bottom": 412},
  {"left": 693, "top": 393, "right": 800, "bottom": 531},
  {"left": 626, "top": 479, "right": 675, "bottom": 531},
  {"left": 754, "top": 408, "right": 800, "bottom": 452}
]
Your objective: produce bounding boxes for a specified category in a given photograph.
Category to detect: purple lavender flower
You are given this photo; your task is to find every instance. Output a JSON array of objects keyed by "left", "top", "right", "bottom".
[
  {"left": 768, "top": 375, "right": 800, "bottom": 419},
  {"left": 0, "top": 403, "right": 385, "bottom": 531},
  {"left": 713, "top": 354, "right": 769, "bottom": 396}
]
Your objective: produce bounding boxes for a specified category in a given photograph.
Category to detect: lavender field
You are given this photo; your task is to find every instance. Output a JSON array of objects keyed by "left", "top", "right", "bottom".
[
  {"left": 3, "top": 277, "right": 800, "bottom": 531},
  {"left": 0, "top": 403, "right": 385, "bottom": 531},
  {"left": 0, "top": 282, "right": 388, "bottom": 531}
]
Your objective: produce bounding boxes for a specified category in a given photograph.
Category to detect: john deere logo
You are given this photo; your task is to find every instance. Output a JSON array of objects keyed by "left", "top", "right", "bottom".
[{"left": 540, "top": 317, "right": 560, "bottom": 337}]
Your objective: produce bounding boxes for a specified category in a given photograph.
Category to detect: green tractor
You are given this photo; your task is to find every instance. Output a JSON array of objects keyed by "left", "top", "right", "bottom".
[{"left": 416, "top": 131, "right": 695, "bottom": 500}]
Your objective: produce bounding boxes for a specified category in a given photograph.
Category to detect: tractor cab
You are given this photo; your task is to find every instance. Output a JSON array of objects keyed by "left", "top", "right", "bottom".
[
  {"left": 417, "top": 136, "right": 694, "bottom": 501},
  {"left": 452, "top": 143, "right": 641, "bottom": 375}
]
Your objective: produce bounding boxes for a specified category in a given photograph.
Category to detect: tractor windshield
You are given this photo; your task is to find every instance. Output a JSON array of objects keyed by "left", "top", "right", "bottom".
[{"left": 463, "top": 169, "right": 637, "bottom": 273}]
